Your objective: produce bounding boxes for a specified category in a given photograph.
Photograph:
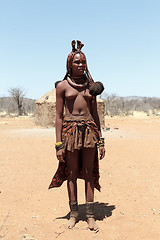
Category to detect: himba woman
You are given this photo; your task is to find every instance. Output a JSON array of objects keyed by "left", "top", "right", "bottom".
[{"left": 49, "top": 40, "right": 105, "bottom": 231}]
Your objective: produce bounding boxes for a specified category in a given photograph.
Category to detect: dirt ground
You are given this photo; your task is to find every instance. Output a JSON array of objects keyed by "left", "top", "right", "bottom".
[{"left": 0, "top": 116, "right": 160, "bottom": 240}]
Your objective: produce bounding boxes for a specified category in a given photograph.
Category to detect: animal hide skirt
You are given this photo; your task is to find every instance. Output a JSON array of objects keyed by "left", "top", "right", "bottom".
[{"left": 48, "top": 114, "right": 101, "bottom": 191}]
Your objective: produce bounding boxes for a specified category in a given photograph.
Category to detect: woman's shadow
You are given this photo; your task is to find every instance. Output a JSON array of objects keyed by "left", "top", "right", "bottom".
[{"left": 56, "top": 202, "right": 115, "bottom": 221}]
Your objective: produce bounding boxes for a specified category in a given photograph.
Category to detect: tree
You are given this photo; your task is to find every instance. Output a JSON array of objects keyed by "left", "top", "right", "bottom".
[{"left": 8, "top": 88, "right": 25, "bottom": 116}]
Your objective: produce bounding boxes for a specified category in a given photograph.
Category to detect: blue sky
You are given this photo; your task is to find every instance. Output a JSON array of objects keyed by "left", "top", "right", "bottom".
[{"left": 0, "top": 0, "right": 160, "bottom": 99}]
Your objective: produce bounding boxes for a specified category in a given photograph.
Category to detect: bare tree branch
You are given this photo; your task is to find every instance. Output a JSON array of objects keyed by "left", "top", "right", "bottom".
[
  {"left": 102, "top": 92, "right": 160, "bottom": 116},
  {"left": 8, "top": 88, "right": 25, "bottom": 116}
]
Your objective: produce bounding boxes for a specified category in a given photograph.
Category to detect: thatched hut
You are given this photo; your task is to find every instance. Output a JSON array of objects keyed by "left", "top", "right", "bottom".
[{"left": 35, "top": 89, "right": 105, "bottom": 127}]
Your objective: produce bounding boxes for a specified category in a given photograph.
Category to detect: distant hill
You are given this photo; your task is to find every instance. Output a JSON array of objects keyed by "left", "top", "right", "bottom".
[{"left": 0, "top": 97, "right": 35, "bottom": 116}]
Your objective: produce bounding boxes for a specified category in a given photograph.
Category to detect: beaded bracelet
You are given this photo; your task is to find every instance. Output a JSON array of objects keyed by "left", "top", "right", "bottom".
[
  {"left": 55, "top": 141, "right": 63, "bottom": 151},
  {"left": 55, "top": 141, "right": 63, "bottom": 146},
  {"left": 97, "top": 137, "right": 105, "bottom": 147}
]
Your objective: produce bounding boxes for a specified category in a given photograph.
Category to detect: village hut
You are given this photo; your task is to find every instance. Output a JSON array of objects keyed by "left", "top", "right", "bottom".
[{"left": 35, "top": 89, "right": 105, "bottom": 127}]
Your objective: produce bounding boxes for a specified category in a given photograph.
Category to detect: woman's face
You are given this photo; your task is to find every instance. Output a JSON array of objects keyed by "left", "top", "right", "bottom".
[{"left": 71, "top": 53, "right": 87, "bottom": 77}]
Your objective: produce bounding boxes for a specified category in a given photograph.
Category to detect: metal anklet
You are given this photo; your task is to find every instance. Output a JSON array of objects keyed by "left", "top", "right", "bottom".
[
  {"left": 69, "top": 201, "right": 79, "bottom": 218},
  {"left": 86, "top": 202, "right": 95, "bottom": 218}
]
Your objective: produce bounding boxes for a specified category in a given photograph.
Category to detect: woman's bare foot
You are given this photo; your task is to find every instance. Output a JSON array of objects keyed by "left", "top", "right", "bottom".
[
  {"left": 87, "top": 218, "right": 99, "bottom": 231},
  {"left": 68, "top": 217, "right": 78, "bottom": 229}
]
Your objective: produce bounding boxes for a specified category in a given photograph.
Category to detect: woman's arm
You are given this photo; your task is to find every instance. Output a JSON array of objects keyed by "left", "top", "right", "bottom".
[
  {"left": 90, "top": 96, "right": 102, "bottom": 137},
  {"left": 90, "top": 96, "right": 105, "bottom": 160},
  {"left": 55, "top": 82, "right": 65, "bottom": 162}
]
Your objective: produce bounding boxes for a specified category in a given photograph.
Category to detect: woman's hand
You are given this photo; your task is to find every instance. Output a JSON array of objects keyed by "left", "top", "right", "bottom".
[
  {"left": 98, "top": 146, "right": 105, "bottom": 160},
  {"left": 56, "top": 148, "right": 65, "bottom": 162}
]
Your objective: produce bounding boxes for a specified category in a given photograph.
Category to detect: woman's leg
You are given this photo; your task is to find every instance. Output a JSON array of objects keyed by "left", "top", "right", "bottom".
[
  {"left": 82, "top": 147, "right": 95, "bottom": 202},
  {"left": 82, "top": 146, "right": 98, "bottom": 230},
  {"left": 66, "top": 149, "right": 79, "bottom": 228}
]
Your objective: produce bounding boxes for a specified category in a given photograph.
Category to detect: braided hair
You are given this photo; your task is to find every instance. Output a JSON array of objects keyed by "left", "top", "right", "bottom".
[{"left": 55, "top": 40, "right": 104, "bottom": 96}]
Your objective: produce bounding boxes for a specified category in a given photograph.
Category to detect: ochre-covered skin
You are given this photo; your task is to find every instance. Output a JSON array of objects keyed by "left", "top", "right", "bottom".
[{"left": 51, "top": 41, "right": 105, "bottom": 230}]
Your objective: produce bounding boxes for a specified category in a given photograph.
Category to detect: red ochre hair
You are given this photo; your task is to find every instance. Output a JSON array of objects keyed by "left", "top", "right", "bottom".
[{"left": 55, "top": 40, "right": 104, "bottom": 96}]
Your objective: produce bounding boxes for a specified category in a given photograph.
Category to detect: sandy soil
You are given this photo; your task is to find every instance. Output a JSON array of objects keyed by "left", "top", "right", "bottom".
[{"left": 0, "top": 116, "right": 160, "bottom": 240}]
